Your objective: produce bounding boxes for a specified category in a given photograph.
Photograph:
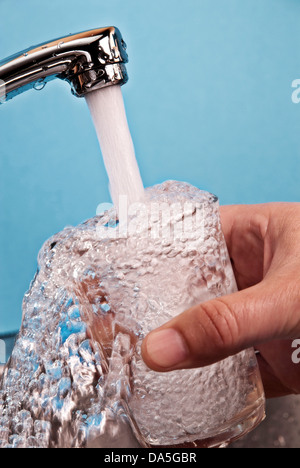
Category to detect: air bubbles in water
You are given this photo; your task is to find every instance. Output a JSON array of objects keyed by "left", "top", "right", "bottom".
[{"left": 0, "top": 181, "right": 264, "bottom": 448}]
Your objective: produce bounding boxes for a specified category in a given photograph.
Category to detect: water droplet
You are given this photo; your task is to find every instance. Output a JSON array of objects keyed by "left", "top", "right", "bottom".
[
  {"left": 57, "top": 41, "right": 64, "bottom": 49},
  {"left": 23, "top": 52, "right": 28, "bottom": 57},
  {"left": 33, "top": 80, "right": 46, "bottom": 91}
]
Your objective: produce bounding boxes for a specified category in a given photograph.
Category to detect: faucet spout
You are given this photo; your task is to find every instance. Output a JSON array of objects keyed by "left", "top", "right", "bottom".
[{"left": 0, "top": 26, "right": 128, "bottom": 103}]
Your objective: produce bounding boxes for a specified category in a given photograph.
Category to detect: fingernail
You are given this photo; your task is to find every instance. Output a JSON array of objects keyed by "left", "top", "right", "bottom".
[{"left": 145, "top": 329, "right": 189, "bottom": 369}]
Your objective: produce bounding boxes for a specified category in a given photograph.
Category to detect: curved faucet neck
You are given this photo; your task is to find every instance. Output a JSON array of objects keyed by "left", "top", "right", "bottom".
[{"left": 0, "top": 26, "right": 128, "bottom": 104}]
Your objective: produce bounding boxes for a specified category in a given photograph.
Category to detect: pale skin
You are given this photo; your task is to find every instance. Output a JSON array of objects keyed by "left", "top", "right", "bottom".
[{"left": 141, "top": 203, "right": 300, "bottom": 398}]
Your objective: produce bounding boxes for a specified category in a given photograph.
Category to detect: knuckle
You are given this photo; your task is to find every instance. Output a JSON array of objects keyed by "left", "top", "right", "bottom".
[
  {"left": 197, "top": 299, "right": 240, "bottom": 352},
  {"left": 286, "top": 277, "right": 300, "bottom": 332}
]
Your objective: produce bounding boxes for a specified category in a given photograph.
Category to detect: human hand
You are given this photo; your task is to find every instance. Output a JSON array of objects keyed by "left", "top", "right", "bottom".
[{"left": 141, "top": 203, "right": 300, "bottom": 398}]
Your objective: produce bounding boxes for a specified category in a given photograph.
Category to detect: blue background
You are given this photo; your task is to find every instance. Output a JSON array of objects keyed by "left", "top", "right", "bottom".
[{"left": 0, "top": 0, "right": 300, "bottom": 332}]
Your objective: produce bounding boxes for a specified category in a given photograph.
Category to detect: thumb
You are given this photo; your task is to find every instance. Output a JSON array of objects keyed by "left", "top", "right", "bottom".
[{"left": 141, "top": 281, "right": 287, "bottom": 372}]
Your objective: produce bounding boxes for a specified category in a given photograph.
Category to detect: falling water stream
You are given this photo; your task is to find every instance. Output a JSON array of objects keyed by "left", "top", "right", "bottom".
[{"left": 86, "top": 86, "right": 145, "bottom": 209}]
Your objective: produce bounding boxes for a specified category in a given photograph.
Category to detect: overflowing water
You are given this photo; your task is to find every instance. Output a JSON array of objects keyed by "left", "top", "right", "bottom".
[
  {"left": 86, "top": 86, "right": 145, "bottom": 208},
  {"left": 0, "top": 86, "right": 264, "bottom": 448},
  {"left": 0, "top": 180, "right": 264, "bottom": 448}
]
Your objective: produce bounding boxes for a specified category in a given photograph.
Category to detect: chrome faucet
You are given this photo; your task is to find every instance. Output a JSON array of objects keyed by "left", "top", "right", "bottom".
[{"left": 0, "top": 26, "right": 128, "bottom": 103}]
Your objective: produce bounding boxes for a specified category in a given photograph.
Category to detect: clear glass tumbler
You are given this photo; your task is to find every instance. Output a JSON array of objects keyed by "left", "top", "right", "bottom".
[
  {"left": 117, "top": 181, "right": 266, "bottom": 448},
  {"left": 0, "top": 180, "right": 265, "bottom": 448}
]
